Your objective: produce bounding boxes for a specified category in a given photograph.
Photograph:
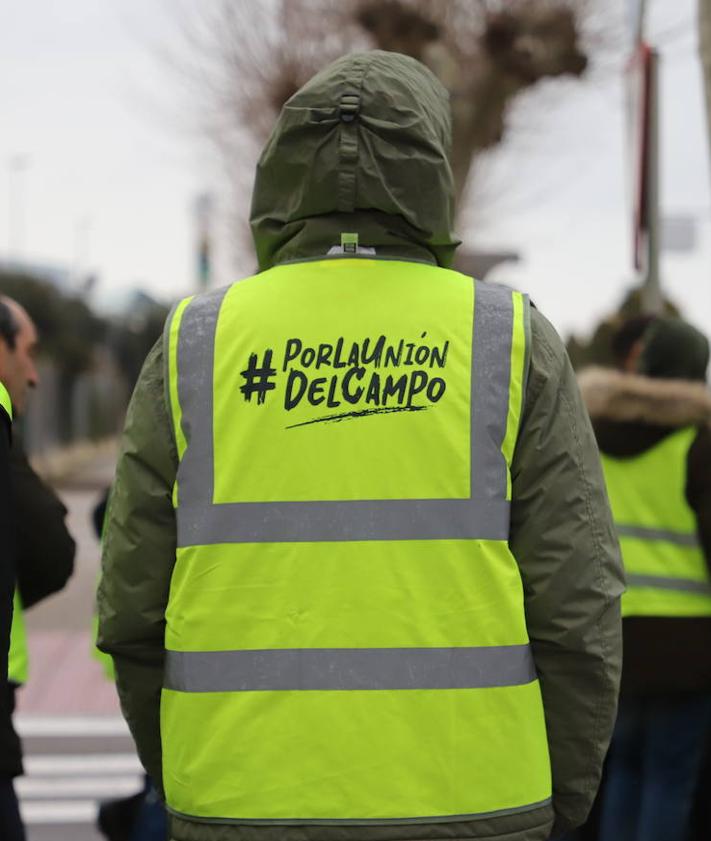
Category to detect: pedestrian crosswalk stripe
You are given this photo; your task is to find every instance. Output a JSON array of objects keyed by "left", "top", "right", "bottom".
[
  {"left": 24, "top": 753, "right": 142, "bottom": 775},
  {"left": 17, "top": 721, "right": 142, "bottom": 826},
  {"left": 17, "top": 774, "right": 143, "bottom": 799},
  {"left": 15, "top": 714, "right": 130, "bottom": 737},
  {"left": 20, "top": 799, "right": 99, "bottom": 825}
]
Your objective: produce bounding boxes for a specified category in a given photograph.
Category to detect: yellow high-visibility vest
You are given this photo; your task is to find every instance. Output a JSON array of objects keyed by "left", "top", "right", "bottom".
[
  {"left": 162, "top": 258, "right": 551, "bottom": 824},
  {"left": 601, "top": 427, "right": 711, "bottom": 618},
  {"left": 0, "top": 382, "right": 12, "bottom": 421},
  {"left": 8, "top": 590, "right": 28, "bottom": 685}
]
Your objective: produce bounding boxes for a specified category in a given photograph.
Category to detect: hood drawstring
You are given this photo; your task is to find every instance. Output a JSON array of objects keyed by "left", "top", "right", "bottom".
[{"left": 337, "top": 85, "right": 362, "bottom": 213}]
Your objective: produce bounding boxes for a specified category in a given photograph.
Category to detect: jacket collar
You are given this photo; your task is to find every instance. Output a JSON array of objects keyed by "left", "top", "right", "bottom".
[{"left": 578, "top": 367, "right": 711, "bottom": 428}]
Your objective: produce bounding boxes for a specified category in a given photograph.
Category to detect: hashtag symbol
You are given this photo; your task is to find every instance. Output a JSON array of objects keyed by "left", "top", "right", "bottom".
[{"left": 240, "top": 349, "right": 277, "bottom": 404}]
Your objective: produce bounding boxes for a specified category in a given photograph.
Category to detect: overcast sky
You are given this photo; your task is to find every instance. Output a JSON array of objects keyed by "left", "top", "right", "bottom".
[{"left": 1, "top": 0, "right": 709, "bottom": 339}]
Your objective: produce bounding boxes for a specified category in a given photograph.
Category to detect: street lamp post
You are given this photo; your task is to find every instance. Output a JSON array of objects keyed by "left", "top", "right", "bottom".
[
  {"left": 194, "top": 193, "right": 214, "bottom": 291},
  {"left": 699, "top": 0, "right": 711, "bottom": 196},
  {"left": 643, "top": 48, "right": 663, "bottom": 314},
  {"left": 7, "top": 155, "right": 30, "bottom": 261}
]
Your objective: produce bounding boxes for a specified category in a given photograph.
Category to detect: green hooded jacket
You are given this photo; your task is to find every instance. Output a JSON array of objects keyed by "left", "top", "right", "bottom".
[{"left": 98, "top": 51, "right": 623, "bottom": 841}]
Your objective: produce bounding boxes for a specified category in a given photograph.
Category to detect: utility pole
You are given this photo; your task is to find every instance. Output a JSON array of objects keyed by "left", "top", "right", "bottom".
[
  {"left": 194, "top": 193, "right": 214, "bottom": 291},
  {"left": 7, "top": 155, "right": 30, "bottom": 260},
  {"left": 73, "top": 215, "right": 92, "bottom": 288},
  {"left": 643, "top": 48, "right": 662, "bottom": 314},
  {"left": 634, "top": 0, "right": 647, "bottom": 43},
  {"left": 699, "top": 0, "right": 711, "bottom": 192},
  {"left": 631, "top": 0, "right": 663, "bottom": 313}
]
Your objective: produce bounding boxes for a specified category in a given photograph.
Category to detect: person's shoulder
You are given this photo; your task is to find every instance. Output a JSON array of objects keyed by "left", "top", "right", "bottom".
[
  {"left": 526, "top": 305, "right": 570, "bottom": 396},
  {"left": 134, "top": 337, "right": 165, "bottom": 394},
  {"left": 529, "top": 305, "right": 566, "bottom": 355}
]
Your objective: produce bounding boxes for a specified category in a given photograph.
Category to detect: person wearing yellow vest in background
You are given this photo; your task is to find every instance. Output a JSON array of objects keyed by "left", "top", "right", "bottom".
[
  {"left": 580, "top": 317, "right": 711, "bottom": 841},
  {"left": 0, "top": 382, "right": 12, "bottom": 677},
  {"left": 98, "top": 51, "right": 624, "bottom": 841},
  {"left": 0, "top": 297, "right": 76, "bottom": 841},
  {"left": 0, "top": 377, "right": 17, "bottom": 837}
]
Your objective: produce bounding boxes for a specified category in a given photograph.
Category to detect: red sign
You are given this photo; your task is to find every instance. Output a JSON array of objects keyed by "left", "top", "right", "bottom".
[{"left": 626, "top": 42, "right": 653, "bottom": 270}]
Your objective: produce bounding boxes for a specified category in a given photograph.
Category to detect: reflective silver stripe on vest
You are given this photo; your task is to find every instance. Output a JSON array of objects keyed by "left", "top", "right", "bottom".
[
  {"left": 179, "top": 497, "right": 510, "bottom": 544},
  {"left": 175, "top": 286, "right": 228, "bottom": 518},
  {"left": 616, "top": 524, "right": 700, "bottom": 547},
  {"left": 164, "top": 644, "right": 537, "bottom": 693},
  {"left": 173, "top": 276, "right": 520, "bottom": 547},
  {"left": 470, "top": 281, "right": 511, "bottom": 501},
  {"left": 627, "top": 574, "right": 711, "bottom": 595}
]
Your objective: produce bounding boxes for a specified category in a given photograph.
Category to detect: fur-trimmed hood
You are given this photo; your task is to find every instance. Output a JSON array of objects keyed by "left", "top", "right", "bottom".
[{"left": 578, "top": 366, "right": 711, "bottom": 428}]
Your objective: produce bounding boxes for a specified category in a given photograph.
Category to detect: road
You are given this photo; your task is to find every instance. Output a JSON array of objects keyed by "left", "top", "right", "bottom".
[
  {"left": 14, "top": 445, "right": 147, "bottom": 841},
  {"left": 16, "top": 716, "right": 140, "bottom": 841}
]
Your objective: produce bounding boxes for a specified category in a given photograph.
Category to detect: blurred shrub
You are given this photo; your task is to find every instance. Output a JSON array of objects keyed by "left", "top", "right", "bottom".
[
  {"left": 0, "top": 270, "right": 169, "bottom": 450},
  {"left": 0, "top": 271, "right": 105, "bottom": 377}
]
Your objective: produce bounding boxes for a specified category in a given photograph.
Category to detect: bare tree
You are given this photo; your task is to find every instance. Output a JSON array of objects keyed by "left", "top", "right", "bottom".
[
  {"left": 170, "top": 0, "right": 617, "bottom": 271},
  {"left": 357, "top": 0, "right": 589, "bottom": 203}
]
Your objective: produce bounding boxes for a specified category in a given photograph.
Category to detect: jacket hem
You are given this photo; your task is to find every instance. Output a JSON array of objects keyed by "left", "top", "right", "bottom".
[{"left": 167, "top": 798, "right": 552, "bottom": 827}]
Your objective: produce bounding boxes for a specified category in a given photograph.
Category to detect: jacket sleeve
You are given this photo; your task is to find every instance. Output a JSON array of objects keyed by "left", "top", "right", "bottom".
[
  {"left": 11, "top": 439, "right": 75, "bottom": 610},
  {"left": 97, "top": 339, "right": 178, "bottom": 795},
  {"left": 686, "top": 425, "right": 711, "bottom": 565},
  {"left": 510, "top": 308, "right": 624, "bottom": 836}
]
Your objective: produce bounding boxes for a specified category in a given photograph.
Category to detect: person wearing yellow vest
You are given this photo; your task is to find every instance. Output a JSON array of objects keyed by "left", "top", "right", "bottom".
[
  {"left": 0, "top": 297, "right": 76, "bottom": 841},
  {"left": 0, "top": 377, "right": 17, "bottom": 837},
  {"left": 0, "top": 381, "right": 12, "bottom": 670},
  {"left": 0, "top": 379, "right": 12, "bottom": 681},
  {"left": 579, "top": 317, "right": 711, "bottom": 841},
  {"left": 98, "top": 51, "right": 624, "bottom": 841}
]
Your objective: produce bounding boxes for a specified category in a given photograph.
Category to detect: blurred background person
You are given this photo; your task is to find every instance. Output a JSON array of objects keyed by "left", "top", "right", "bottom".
[
  {"left": 559, "top": 311, "right": 660, "bottom": 841},
  {"left": 0, "top": 360, "right": 16, "bottom": 836},
  {"left": 610, "top": 315, "right": 657, "bottom": 374},
  {"left": 92, "top": 488, "right": 167, "bottom": 841},
  {"left": 0, "top": 297, "right": 76, "bottom": 841},
  {"left": 579, "top": 317, "right": 711, "bottom": 841}
]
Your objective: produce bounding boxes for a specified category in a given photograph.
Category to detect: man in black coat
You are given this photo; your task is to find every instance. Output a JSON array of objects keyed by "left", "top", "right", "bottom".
[
  {"left": 0, "top": 297, "right": 76, "bottom": 840},
  {"left": 0, "top": 370, "right": 16, "bottom": 835},
  {"left": 0, "top": 387, "right": 12, "bottom": 681}
]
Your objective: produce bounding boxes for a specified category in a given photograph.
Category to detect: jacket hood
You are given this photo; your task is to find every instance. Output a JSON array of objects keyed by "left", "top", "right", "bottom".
[
  {"left": 579, "top": 366, "right": 711, "bottom": 428},
  {"left": 638, "top": 317, "right": 710, "bottom": 382},
  {"left": 250, "top": 51, "right": 460, "bottom": 271}
]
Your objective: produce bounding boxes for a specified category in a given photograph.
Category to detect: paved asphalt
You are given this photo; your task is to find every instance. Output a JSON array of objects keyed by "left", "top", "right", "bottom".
[{"left": 19, "top": 716, "right": 140, "bottom": 841}]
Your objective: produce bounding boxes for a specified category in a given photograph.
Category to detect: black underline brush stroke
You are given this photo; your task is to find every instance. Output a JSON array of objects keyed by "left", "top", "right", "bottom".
[{"left": 286, "top": 405, "right": 429, "bottom": 429}]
